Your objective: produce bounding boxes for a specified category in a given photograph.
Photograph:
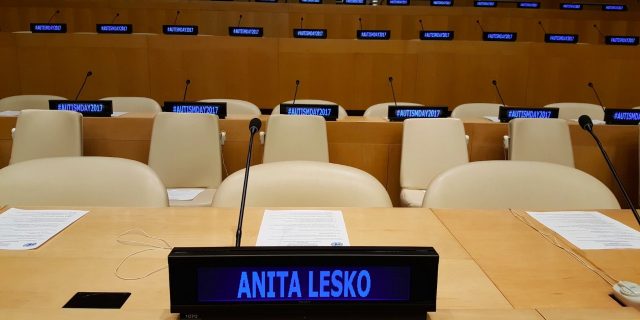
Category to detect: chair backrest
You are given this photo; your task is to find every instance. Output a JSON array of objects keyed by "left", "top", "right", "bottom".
[
  {"left": 401, "top": 118, "right": 469, "bottom": 190},
  {"left": 544, "top": 102, "right": 604, "bottom": 121},
  {"left": 0, "top": 157, "right": 168, "bottom": 207},
  {"left": 263, "top": 115, "right": 329, "bottom": 163},
  {"left": 508, "top": 118, "right": 574, "bottom": 167},
  {"left": 423, "top": 160, "right": 620, "bottom": 210},
  {"left": 272, "top": 99, "right": 348, "bottom": 120},
  {"left": 148, "top": 112, "right": 222, "bottom": 188},
  {"left": 198, "top": 99, "right": 261, "bottom": 118},
  {"left": 9, "top": 109, "right": 83, "bottom": 164},
  {"left": 0, "top": 94, "right": 67, "bottom": 111},
  {"left": 451, "top": 103, "right": 501, "bottom": 119},
  {"left": 212, "top": 161, "right": 392, "bottom": 207},
  {"left": 364, "top": 102, "right": 422, "bottom": 119},
  {"left": 100, "top": 97, "right": 161, "bottom": 114}
]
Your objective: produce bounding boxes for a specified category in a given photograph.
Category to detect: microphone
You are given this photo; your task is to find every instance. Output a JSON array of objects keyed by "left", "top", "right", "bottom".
[
  {"left": 173, "top": 10, "right": 181, "bottom": 24},
  {"left": 476, "top": 20, "right": 485, "bottom": 33},
  {"left": 292, "top": 80, "right": 300, "bottom": 104},
  {"left": 111, "top": 12, "right": 120, "bottom": 24},
  {"left": 418, "top": 19, "right": 425, "bottom": 32},
  {"left": 492, "top": 80, "right": 507, "bottom": 107},
  {"left": 74, "top": 70, "right": 93, "bottom": 100},
  {"left": 587, "top": 82, "right": 606, "bottom": 112},
  {"left": 237, "top": 14, "right": 243, "bottom": 27},
  {"left": 593, "top": 24, "right": 605, "bottom": 38},
  {"left": 388, "top": 76, "right": 398, "bottom": 107},
  {"left": 235, "top": 118, "right": 262, "bottom": 247},
  {"left": 300, "top": 17, "right": 304, "bottom": 29},
  {"left": 358, "top": 17, "right": 363, "bottom": 31},
  {"left": 48, "top": 10, "right": 60, "bottom": 23},
  {"left": 537, "top": 21, "right": 547, "bottom": 33},
  {"left": 182, "top": 79, "right": 191, "bottom": 102}
]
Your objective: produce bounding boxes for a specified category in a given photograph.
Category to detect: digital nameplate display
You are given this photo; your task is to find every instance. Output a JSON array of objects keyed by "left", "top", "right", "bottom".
[
  {"left": 431, "top": 0, "right": 453, "bottom": 6},
  {"left": 388, "top": 106, "right": 449, "bottom": 122},
  {"left": 483, "top": 32, "right": 517, "bottom": 42},
  {"left": 560, "top": 3, "right": 582, "bottom": 10},
  {"left": 388, "top": 0, "right": 410, "bottom": 6},
  {"left": 344, "top": 0, "right": 366, "bottom": 5},
  {"left": 357, "top": 30, "right": 391, "bottom": 40},
  {"left": 168, "top": 247, "right": 439, "bottom": 318},
  {"left": 300, "top": 0, "right": 322, "bottom": 3},
  {"left": 96, "top": 24, "right": 133, "bottom": 34},
  {"left": 30, "top": 23, "right": 67, "bottom": 33},
  {"left": 163, "top": 102, "right": 227, "bottom": 119},
  {"left": 163, "top": 25, "right": 198, "bottom": 35},
  {"left": 420, "top": 31, "right": 454, "bottom": 40},
  {"left": 293, "top": 29, "right": 327, "bottom": 39},
  {"left": 604, "top": 109, "right": 640, "bottom": 125},
  {"left": 280, "top": 103, "right": 339, "bottom": 121},
  {"left": 498, "top": 107, "right": 559, "bottom": 122},
  {"left": 228, "top": 27, "right": 264, "bottom": 37},
  {"left": 603, "top": 4, "right": 627, "bottom": 11},
  {"left": 545, "top": 33, "right": 579, "bottom": 44},
  {"left": 605, "top": 36, "right": 639, "bottom": 46},
  {"left": 49, "top": 100, "right": 113, "bottom": 117},
  {"left": 518, "top": 2, "right": 540, "bottom": 9},
  {"left": 474, "top": 1, "right": 497, "bottom": 7}
]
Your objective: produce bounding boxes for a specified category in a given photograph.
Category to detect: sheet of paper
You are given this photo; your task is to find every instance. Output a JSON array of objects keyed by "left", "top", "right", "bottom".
[
  {"left": 111, "top": 111, "right": 128, "bottom": 117},
  {"left": 483, "top": 116, "right": 500, "bottom": 123},
  {"left": 0, "top": 208, "right": 88, "bottom": 250},
  {"left": 0, "top": 111, "right": 20, "bottom": 117},
  {"left": 167, "top": 188, "right": 205, "bottom": 201},
  {"left": 256, "top": 210, "right": 350, "bottom": 246},
  {"left": 528, "top": 211, "right": 640, "bottom": 250}
]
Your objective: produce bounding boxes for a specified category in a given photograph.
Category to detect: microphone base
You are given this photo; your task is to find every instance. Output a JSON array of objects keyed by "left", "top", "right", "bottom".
[{"left": 613, "top": 281, "right": 640, "bottom": 310}]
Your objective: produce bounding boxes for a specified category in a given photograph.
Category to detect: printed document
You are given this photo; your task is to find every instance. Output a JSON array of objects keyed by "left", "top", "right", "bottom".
[
  {"left": 0, "top": 208, "right": 88, "bottom": 250},
  {"left": 528, "top": 211, "right": 640, "bottom": 250},
  {"left": 167, "top": 188, "right": 205, "bottom": 201},
  {"left": 257, "top": 210, "right": 350, "bottom": 246}
]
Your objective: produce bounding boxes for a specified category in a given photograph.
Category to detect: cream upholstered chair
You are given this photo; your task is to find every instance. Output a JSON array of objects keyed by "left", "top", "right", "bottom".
[
  {"left": 100, "top": 97, "right": 161, "bottom": 114},
  {"left": 544, "top": 102, "right": 604, "bottom": 121},
  {"left": 148, "top": 112, "right": 222, "bottom": 207},
  {"left": 507, "top": 118, "right": 574, "bottom": 167},
  {"left": 450, "top": 103, "right": 501, "bottom": 119},
  {"left": 422, "top": 160, "right": 620, "bottom": 210},
  {"left": 272, "top": 99, "right": 348, "bottom": 120},
  {"left": 400, "top": 118, "right": 469, "bottom": 207},
  {"left": 262, "top": 115, "right": 329, "bottom": 163},
  {"left": 198, "top": 99, "right": 261, "bottom": 118},
  {"left": 0, "top": 157, "right": 168, "bottom": 207},
  {"left": 364, "top": 102, "right": 422, "bottom": 119},
  {"left": 9, "top": 109, "right": 82, "bottom": 164},
  {"left": 0, "top": 94, "right": 67, "bottom": 111},
  {"left": 212, "top": 161, "right": 392, "bottom": 207}
]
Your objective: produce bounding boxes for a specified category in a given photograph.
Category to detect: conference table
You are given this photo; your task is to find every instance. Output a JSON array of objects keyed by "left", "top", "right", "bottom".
[{"left": 0, "top": 205, "right": 639, "bottom": 319}]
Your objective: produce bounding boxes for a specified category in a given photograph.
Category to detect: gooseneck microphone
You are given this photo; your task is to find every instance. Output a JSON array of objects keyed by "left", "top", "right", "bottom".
[
  {"left": 593, "top": 24, "right": 605, "bottom": 38},
  {"left": 48, "top": 10, "right": 60, "bottom": 23},
  {"left": 388, "top": 76, "right": 398, "bottom": 107},
  {"left": 300, "top": 17, "right": 304, "bottom": 29},
  {"left": 292, "top": 80, "right": 300, "bottom": 104},
  {"left": 235, "top": 118, "right": 262, "bottom": 247},
  {"left": 492, "top": 80, "right": 507, "bottom": 107},
  {"left": 418, "top": 19, "right": 425, "bottom": 32},
  {"left": 74, "top": 71, "right": 93, "bottom": 100},
  {"left": 587, "top": 82, "right": 606, "bottom": 112},
  {"left": 579, "top": 115, "right": 640, "bottom": 226},
  {"left": 358, "top": 17, "right": 363, "bottom": 30},
  {"left": 476, "top": 20, "right": 485, "bottom": 33},
  {"left": 537, "top": 21, "right": 546, "bottom": 33},
  {"left": 111, "top": 12, "right": 120, "bottom": 24},
  {"left": 237, "top": 14, "right": 243, "bottom": 27},
  {"left": 174, "top": 10, "right": 181, "bottom": 24},
  {"left": 182, "top": 79, "right": 191, "bottom": 102}
]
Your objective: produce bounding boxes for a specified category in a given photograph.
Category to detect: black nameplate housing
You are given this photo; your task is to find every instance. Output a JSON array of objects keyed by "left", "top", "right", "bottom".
[
  {"left": 388, "top": 106, "right": 449, "bottom": 122},
  {"left": 49, "top": 100, "right": 113, "bottom": 117},
  {"left": 420, "top": 31, "right": 454, "bottom": 40},
  {"left": 604, "top": 109, "right": 640, "bottom": 125},
  {"left": 30, "top": 23, "right": 67, "bottom": 33},
  {"left": 560, "top": 3, "right": 582, "bottom": 10},
  {"left": 483, "top": 32, "right": 517, "bottom": 42},
  {"left": 228, "top": 27, "right": 264, "bottom": 37},
  {"left": 518, "top": 2, "right": 540, "bottom": 9},
  {"left": 602, "top": 4, "right": 626, "bottom": 11},
  {"left": 163, "top": 102, "right": 227, "bottom": 119},
  {"left": 605, "top": 36, "right": 639, "bottom": 46},
  {"left": 343, "top": 0, "right": 367, "bottom": 4},
  {"left": 280, "top": 103, "right": 339, "bottom": 121},
  {"left": 293, "top": 29, "right": 327, "bottom": 39},
  {"left": 300, "top": 0, "right": 322, "bottom": 3},
  {"left": 96, "top": 24, "right": 133, "bottom": 34},
  {"left": 168, "top": 247, "right": 439, "bottom": 319},
  {"left": 544, "top": 33, "right": 579, "bottom": 44},
  {"left": 357, "top": 30, "right": 391, "bottom": 40},
  {"left": 431, "top": 0, "right": 453, "bottom": 6},
  {"left": 163, "top": 25, "right": 198, "bottom": 35},
  {"left": 388, "top": 0, "right": 410, "bottom": 6},
  {"left": 474, "top": 1, "right": 497, "bottom": 7},
  {"left": 498, "top": 106, "right": 559, "bottom": 122}
]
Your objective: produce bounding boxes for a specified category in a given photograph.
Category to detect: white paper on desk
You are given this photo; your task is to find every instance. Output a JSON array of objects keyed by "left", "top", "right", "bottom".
[
  {"left": 256, "top": 210, "right": 350, "bottom": 246},
  {"left": 0, "top": 111, "right": 20, "bottom": 117},
  {"left": 528, "top": 211, "right": 640, "bottom": 250},
  {"left": 0, "top": 208, "right": 88, "bottom": 250},
  {"left": 111, "top": 111, "right": 128, "bottom": 117},
  {"left": 483, "top": 116, "right": 500, "bottom": 123},
  {"left": 167, "top": 188, "right": 205, "bottom": 201}
]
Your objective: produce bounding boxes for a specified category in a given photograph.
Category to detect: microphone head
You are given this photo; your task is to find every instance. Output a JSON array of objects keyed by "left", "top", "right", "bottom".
[
  {"left": 578, "top": 115, "right": 593, "bottom": 131},
  {"left": 56, "top": 10, "right": 60, "bottom": 14},
  {"left": 295, "top": 79, "right": 300, "bottom": 85},
  {"left": 538, "top": 21, "right": 542, "bottom": 25},
  {"left": 240, "top": 14, "right": 243, "bottom": 18},
  {"left": 359, "top": 17, "right": 362, "bottom": 22},
  {"left": 419, "top": 19, "right": 422, "bottom": 23},
  {"left": 588, "top": 82, "right": 593, "bottom": 87},
  {"left": 177, "top": 10, "right": 181, "bottom": 15},
  {"left": 249, "top": 118, "right": 262, "bottom": 132},
  {"left": 116, "top": 13, "right": 120, "bottom": 17},
  {"left": 593, "top": 24, "right": 597, "bottom": 28},
  {"left": 87, "top": 71, "right": 93, "bottom": 77},
  {"left": 300, "top": 17, "right": 304, "bottom": 22},
  {"left": 186, "top": 79, "right": 191, "bottom": 85},
  {"left": 492, "top": 80, "right": 497, "bottom": 86},
  {"left": 388, "top": 76, "right": 393, "bottom": 82},
  {"left": 476, "top": 20, "right": 480, "bottom": 24}
]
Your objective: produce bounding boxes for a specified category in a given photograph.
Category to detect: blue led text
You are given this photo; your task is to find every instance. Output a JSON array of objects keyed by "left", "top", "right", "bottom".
[
  {"left": 613, "top": 112, "right": 640, "bottom": 121},
  {"left": 395, "top": 109, "right": 442, "bottom": 118},
  {"left": 173, "top": 105, "right": 219, "bottom": 114},
  {"left": 34, "top": 24, "right": 62, "bottom": 31},
  {"left": 487, "top": 33, "right": 514, "bottom": 40},
  {"left": 57, "top": 103, "right": 104, "bottom": 112},
  {"left": 507, "top": 110, "right": 553, "bottom": 118},
  {"left": 286, "top": 107, "right": 332, "bottom": 116},
  {"left": 167, "top": 26, "right": 194, "bottom": 33}
]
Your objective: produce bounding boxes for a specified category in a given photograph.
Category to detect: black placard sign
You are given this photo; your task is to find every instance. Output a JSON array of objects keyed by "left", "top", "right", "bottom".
[
  {"left": 357, "top": 30, "right": 391, "bottom": 40},
  {"left": 560, "top": 3, "right": 582, "bottom": 10},
  {"left": 388, "top": 0, "right": 410, "bottom": 5},
  {"left": 388, "top": 106, "right": 449, "bottom": 122},
  {"left": 518, "top": 2, "right": 540, "bottom": 8},
  {"left": 163, "top": 102, "right": 227, "bottom": 119},
  {"left": 420, "top": 31, "right": 454, "bottom": 40},
  {"left": 431, "top": 0, "right": 453, "bottom": 6},
  {"left": 228, "top": 27, "right": 264, "bottom": 37},
  {"left": 280, "top": 103, "right": 339, "bottom": 121},
  {"left": 604, "top": 109, "right": 640, "bottom": 125},
  {"left": 544, "top": 33, "right": 579, "bottom": 44},
  {"left": 163, "top": 25, "right": 198, "bottom": 35},
  {"left": 30, "top": 23, "right": 67, "bottom": 33},
  {"left": 483, "top": 32, "right": 517, "bottom": 42},
  {"left": 605, "top": 36, "right": 639, "bottom": 46},
  {"left": 169, "top": 247, "right": 439, "bottom": 319},
  {"left": 49, "top": 100, "right": 113, "bottom": 117},
  {"left": 96, "top": 24, "right": 133, "bottom": 34},
  {"left": 293, "top": 29, "right": 327, "bottom": 39},
  {"left": 498, "top": 106, "right": 559, "bottom": 122},
  {"left": 602, "top": 4, "right": 626, "bottom": 11},
  {"left": 474, "top": 1, "right": 497, "bottom": 7}
]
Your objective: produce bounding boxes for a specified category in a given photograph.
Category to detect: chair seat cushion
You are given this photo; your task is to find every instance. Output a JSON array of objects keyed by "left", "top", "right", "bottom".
[{"left": 400, "top": 189, "right": 426, "bottom": 207}]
